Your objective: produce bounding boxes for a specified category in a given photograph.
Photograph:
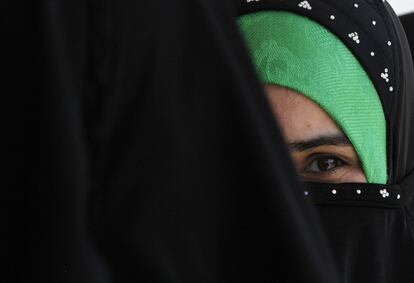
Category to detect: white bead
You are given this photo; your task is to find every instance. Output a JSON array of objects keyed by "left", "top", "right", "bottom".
[
  {"left": 370, "top": 52, "right": 375, "bottom": 56},
  {"left": 389, "top": 86, "right": 394, "bottom": 92},
  {"left": 332, "top": 189, "right": 337, "bottom": 195},
  {"left": 330, "top": 15, "right": 335, "bottom": 20},
  {"left": 354, "top": 3, "right": 359, "bottom": 8},
  {"left": 388, "top": 41, "right": 392, "bottom": 46},
  {"left": 397, "top": 194, "right": 401, "bottom": 199},
  {"left": 356, "top": 189, "right": 362, "bottom": 194},
  {"left": 372, "top": 20, "right": 377, "bottom": 25},
  {"left": 304, "top": 191, "right": 309, "bottom": 196}
]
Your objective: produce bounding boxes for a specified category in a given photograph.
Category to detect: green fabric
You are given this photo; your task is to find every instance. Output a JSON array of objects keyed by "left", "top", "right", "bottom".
[{"left": 238, "top": 11, "right": 387, "bottom": 184}]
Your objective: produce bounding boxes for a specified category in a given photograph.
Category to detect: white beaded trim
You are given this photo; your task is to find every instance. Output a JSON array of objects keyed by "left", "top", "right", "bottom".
[
  {"left": 348, "top": 32, "right": 360, "bottom": 44},
  {"left": 381, "top": 68, "right": 390, "bottom": 83},
  {"left": 298, "top": 1, "right": 312, "bottom": 10},
  {"left": 302, "top": 187, "right": 401, "bottom": 201},
  {"left": 380, "top": 189, "right": 390, "bottom": 198}
]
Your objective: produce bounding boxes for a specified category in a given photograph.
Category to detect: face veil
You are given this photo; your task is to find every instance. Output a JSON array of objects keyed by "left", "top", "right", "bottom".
[{"left": 238, "top": 0, "right": 414, "bottom": 282}]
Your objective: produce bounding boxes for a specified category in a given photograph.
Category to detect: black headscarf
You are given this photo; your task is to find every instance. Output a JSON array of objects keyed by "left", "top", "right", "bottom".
[
  {"left": 238, "top": 0, "right": 414, "bottom": 282},
  {"left": 27, "top": 0, "right": 343, "bottom": 282},
  {"left": 400, "top": 12, "right": 414, "bottom": 66}
]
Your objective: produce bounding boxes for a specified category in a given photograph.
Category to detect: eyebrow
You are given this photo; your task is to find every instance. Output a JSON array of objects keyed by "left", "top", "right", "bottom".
[{"left": 288, "top": 134, "right": 352, "bottom": 152}]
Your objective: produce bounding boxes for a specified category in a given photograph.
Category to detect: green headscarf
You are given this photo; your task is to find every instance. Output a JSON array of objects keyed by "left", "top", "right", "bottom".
[{"left": 238, "top": 11, "right": 387, "bottom": 184}]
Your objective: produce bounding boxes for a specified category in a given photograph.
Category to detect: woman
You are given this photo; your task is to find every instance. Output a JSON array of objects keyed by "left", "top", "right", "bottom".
[{"left": 238, "top": 0, "right": 414, "bottom": 282}]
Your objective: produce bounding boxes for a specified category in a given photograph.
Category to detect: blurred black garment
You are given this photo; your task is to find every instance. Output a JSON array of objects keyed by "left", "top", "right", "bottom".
[
  {"left": 400, "top": 12, "right": 414, "bottom": 64},
  {"left": 27, "top": 0, "right": 341, "bottom": 282},
  {"left": 238, "top": 1, "right": 414, "bottom": 282},
  {"left": 4, "top": 1, "right": 29, "bottom": 282}
]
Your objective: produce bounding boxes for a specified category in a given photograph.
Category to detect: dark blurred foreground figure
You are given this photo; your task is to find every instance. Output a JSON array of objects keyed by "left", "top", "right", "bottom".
[
  {"left": 238, "top": 0, "right": 414, "bottom": 282},
  {"left": 28, "top": 0, "right": 342, "bottom": 282}
]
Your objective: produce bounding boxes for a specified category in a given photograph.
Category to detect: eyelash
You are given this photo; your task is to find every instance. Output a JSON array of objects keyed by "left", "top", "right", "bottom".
[{"left": 303, "top": 154, "right": 349, "bottom": 174}]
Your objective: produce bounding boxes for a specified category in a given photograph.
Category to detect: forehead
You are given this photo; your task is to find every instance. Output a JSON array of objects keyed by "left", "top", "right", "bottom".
[{"left": 264, "top": 84, "right": 343, "bottom": 142}]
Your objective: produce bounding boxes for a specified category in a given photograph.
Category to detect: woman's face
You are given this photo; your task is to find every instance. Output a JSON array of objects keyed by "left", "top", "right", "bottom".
[{"left": 265, "top": 84, "right": 367, "bottom": 183}]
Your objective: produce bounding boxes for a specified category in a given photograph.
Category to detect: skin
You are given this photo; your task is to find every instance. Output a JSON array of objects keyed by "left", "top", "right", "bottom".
[{"left": 265, "top": 84, "right": 367, "bottom": 183}]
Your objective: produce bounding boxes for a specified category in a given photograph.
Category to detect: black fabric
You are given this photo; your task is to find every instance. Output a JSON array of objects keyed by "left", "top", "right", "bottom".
[
  {"left": 400, "top": 12, "right": 414, "bottom": 66},
  {"left": 4, "top": 2, "right": 30, "bottom": 282},
  {"left": 304, "top": 183, "right": 403, "bottom": 208},
  {"left": 28, "top": 0, "right": 343, "bottom": 282},
  {"left": 238, "top": 1, "right": 414, "bottom": 282}
]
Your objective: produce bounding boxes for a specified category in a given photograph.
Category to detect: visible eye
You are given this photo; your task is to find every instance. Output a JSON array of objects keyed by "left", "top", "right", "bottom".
[{"left": 305, "top": 156, "right": 346, "bottom": 173}]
